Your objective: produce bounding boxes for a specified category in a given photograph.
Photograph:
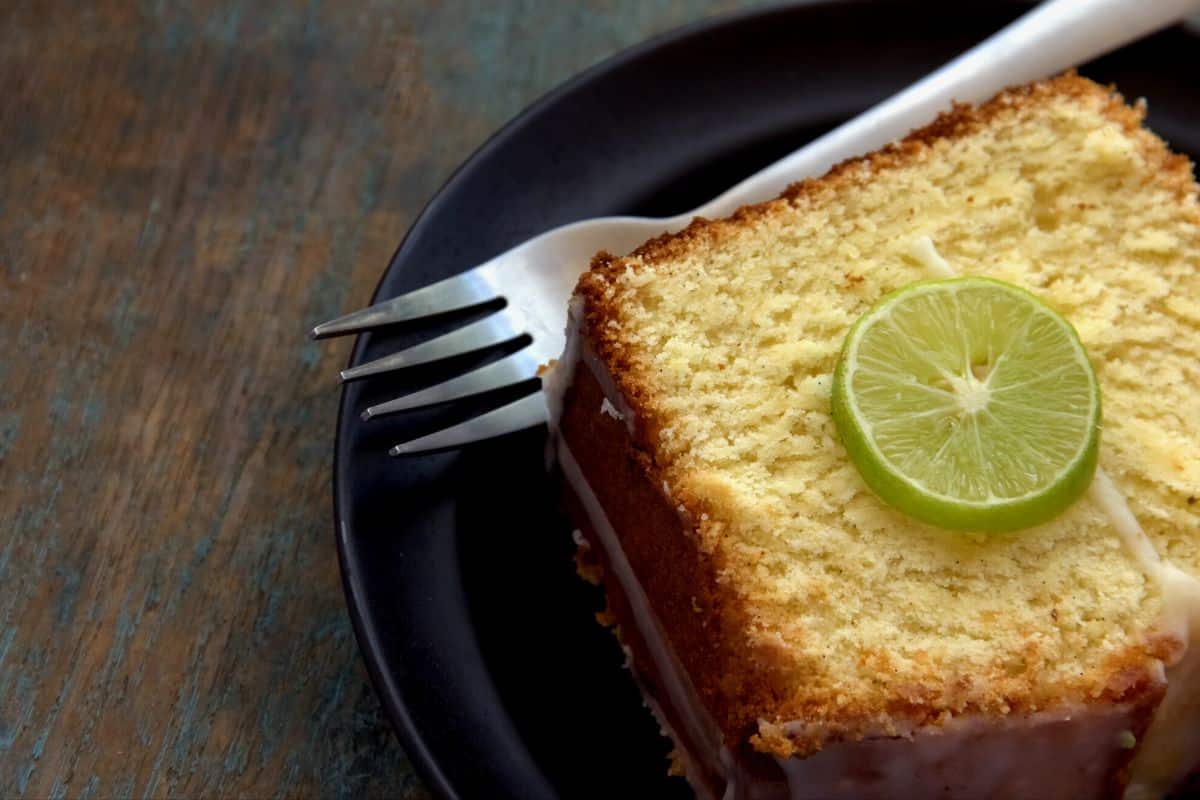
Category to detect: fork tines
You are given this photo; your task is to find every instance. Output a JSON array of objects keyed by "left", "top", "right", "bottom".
[{"left": 314, "top": 269, "right": 549, "bottom": 455}]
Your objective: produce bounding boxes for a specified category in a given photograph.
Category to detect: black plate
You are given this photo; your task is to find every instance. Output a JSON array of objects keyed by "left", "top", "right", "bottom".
[{"left": 333, "top": 3, "right": 1200, "bottom": 797}]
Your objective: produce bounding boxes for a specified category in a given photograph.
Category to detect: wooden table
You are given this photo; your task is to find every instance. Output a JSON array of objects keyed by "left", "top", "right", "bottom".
[{"left": 0, "top": 1, "right": 750, "bottom": 796}]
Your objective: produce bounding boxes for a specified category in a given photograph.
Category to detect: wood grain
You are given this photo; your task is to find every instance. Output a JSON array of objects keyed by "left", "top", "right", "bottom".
[{"left": 0, "top": 1, "right": 748, "bottom": 796}]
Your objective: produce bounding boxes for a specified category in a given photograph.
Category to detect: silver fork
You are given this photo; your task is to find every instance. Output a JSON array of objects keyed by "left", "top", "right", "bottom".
[{"left": 313, "top": 0, "right": 1195, "bottom": 456}]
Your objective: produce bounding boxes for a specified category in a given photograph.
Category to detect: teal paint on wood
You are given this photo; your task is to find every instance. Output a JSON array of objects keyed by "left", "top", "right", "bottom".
[{"left": 0, "top": 1, "right": 763, "bottom": 797}]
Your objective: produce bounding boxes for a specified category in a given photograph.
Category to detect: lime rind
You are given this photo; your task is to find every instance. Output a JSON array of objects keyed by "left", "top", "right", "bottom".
[{"left": 831, "top": 277, "right": 1101, "bottom": 533}]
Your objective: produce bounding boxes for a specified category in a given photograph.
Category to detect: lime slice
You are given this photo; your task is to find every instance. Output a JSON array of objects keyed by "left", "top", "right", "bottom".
[{"left": 831, "top": 277, "right": 1100, "bottom": 532}]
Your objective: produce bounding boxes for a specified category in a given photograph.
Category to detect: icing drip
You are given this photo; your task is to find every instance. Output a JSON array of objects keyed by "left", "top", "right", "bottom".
[
  {"left": 581, "top": 337, "right": 637, "bottom": 436},
  {"left": 542, "top": 293, "right": 636, "bottom": 437},
  {"left": 1089, "top": 469, "right": 1200, "bottom": 799},
  {"left": 640, "top": 666, "right": 721, "bottom": 800},
  {"left": 909, "top": 235, "right": 957, "bottom": 278},
  {"left": 541, "top": 295, "right": 584, "bottom": 432},
  {"left": 556, "top": 440, "right": 736, "bottom": 796},
  {"left": 775, "top": 706, "right": 1140, "bottom": 800},
  {"left": 600, "top": 396, "right": 624, "bottom": 421},
  {"left": 1090, "top": 469, "right": 1166, "bottom": 575}
]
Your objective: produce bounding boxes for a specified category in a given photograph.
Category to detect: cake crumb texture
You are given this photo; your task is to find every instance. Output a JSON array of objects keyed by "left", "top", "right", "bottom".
[{"left": 576, "top": 74, "right": 1200, "bottom": 755}]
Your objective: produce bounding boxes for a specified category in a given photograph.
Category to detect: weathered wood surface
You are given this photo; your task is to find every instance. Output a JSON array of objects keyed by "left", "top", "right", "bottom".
[{"left": 0, "top": 1, "right": 749, "bottom": 796}]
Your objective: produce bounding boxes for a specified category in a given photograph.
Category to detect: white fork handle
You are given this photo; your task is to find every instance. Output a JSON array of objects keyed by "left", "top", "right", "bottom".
[{"left": 695, "top": 0, "right": 1199, "bottom": 220}]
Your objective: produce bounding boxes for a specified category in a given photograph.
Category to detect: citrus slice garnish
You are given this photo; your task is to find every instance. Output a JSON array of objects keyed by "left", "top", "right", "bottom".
[{"left": 831, "top": 277, "right": 1100, "bottom": 532}]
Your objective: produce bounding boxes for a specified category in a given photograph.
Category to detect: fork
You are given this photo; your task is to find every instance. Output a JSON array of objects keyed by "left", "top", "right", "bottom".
[{"left": 313, "top": 0, "right": 1197, "bottom": 457}]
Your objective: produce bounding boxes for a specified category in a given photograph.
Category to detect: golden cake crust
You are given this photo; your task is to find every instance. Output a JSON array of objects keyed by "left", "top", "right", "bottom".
[
  {"left": 583, "top": 74, "right": 1195, "bottom": 289},
  {"left": 569, "top": 73, "right": 1199, "bottom": 759},
  {"left": 561, "top": 363, "right": 795, "bottom": 751}
]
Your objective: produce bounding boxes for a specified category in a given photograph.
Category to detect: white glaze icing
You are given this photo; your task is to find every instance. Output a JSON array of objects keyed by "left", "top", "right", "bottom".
[
  {"left": 542, "top": 293, "right": 636, "bottom": 440},
  {"left": 774, "top": 706, "right": 1140, "bottom": 800},
  {"left": 909, "top": 235, "right": 956, "bottom": 278},
  {"left": 1089, "top": 469, "right": 1200, "bottom": 799},
  {"left": 557, "top": 440, "right": 730, "bottom": 794},
  {"left": 600, "top": 396, "right": 624, "bottom": 421},
  {"left": 637, "top": 660, "right": 720, "bottom": 800},
  {"left": 541, "top": 295, "right": 584, "bottom": 433},
  {"left": 1090, "top": 468, "right": 1164, "bottom": 575},
  {"left": 580, "top": 336, "right": 637, "bottom": 436}
]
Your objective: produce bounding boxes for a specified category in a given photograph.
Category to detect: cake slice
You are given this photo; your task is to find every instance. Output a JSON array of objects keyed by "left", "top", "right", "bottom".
[{"left": 549, "top": 74, "right": 1200, "bottom": 799}]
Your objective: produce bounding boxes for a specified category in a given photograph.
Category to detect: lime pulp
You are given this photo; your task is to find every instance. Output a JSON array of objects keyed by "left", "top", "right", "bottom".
[{"left": 831, "top": 277, "right": 1100, "bottom": 533}]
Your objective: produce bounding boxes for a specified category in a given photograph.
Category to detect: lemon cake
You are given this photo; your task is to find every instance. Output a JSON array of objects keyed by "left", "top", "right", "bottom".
[{"left": 547, "top": 74, "right": 1200, "bottom": 799}]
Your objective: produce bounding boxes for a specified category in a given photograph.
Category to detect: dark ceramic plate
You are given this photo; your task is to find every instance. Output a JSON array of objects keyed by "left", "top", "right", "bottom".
[{"left": 332, "top": 3, "right": 1200, "bottom": 797}]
